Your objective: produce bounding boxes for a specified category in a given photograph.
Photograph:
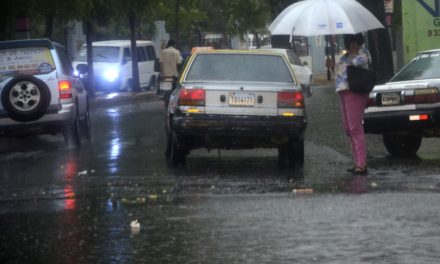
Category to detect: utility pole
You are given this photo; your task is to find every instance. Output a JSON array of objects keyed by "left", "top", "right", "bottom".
[
  {"left": 175, "top": 0, "right": 180, "bottom": 45},
  {"left": 359, "top": 0, "right": 394, "bottom": 83},
  {"left": 129, "top": 10, "right": 141, "bottom": 92}
]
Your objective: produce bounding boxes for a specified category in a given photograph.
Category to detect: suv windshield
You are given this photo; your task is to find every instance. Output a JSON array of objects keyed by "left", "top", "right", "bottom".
[
  {"left": 391, "top": 51, "right": 440, "bottom": 82},
  {"left": 0, "top": 47, "right": 55, "bottom": 82},
  {"left": 75, "top": 46, "right": 120, "bottom": 63},
  {"left": 185, "top": 54, "right": 294, "bottom": 83}
]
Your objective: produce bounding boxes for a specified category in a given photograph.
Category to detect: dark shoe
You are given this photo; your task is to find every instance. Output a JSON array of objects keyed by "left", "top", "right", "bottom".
[
  {"left": 346, "top": 167, "right": 356, "bottom": 172},
  {"left": 352, "top": 167, "right": 368, "bottom": 176}
]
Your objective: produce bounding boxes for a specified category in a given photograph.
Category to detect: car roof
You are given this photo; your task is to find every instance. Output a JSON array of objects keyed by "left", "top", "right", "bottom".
[
  {"left": 0, "top": 38, "right": 59, "bottom": 50},
  {"left": 193, "top": 49, "right": 286, "bottom": 56},
  {"left": 258, "top": 48, "right": 290, "bottom": 53},
  {"left": 91, "top": 40, "right": 154, "bottom": 47},
  {"left": 418, "top": 49, "right": 440, "bottom": 54}
]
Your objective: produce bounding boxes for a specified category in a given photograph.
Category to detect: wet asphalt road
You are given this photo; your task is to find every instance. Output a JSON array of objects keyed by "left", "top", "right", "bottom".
[{"left": 1, "top": 86, "right": 440, "bottom": 263}]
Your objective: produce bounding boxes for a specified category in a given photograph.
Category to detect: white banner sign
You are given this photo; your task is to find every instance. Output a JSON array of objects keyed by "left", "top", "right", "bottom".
[{"left": 384, "top": 0, "right": 394, "bottom": 14}]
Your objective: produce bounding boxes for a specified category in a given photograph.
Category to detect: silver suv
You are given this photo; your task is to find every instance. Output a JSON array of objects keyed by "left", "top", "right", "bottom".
[{"left": 0, "top": 39, "right": 90, "bottom": 146}]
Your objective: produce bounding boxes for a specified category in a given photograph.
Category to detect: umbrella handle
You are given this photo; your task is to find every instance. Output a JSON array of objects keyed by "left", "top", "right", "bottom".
[{"left": 289, "top": 27, "right": 295, "bottom": 43}]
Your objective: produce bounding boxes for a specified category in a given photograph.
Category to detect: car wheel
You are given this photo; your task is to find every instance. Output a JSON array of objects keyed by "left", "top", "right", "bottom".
[
  {"left": 383, "top": 133, "right": 422, "bottom": 157},
  {"left": 80, "top": 104, "right": 91, "bottom": 140},
  {"left": 1, "top": 76, "right": 51, "bottom": 122},
  {"left": 278, "top": 139, "right": 304, "bottom": 168},
  {"left": 302, "top": 85, "right": 312, "bottom": 97},
  {"left": 64, "top": 113, "right": 81, "bottom": 147},
  {"left": 168, "top": 133, "right": 186, "bottom": 167},
  {"left": 124, "top": 79, "right": 133, "bottom": 92},
  {"left": 165, "top": 132, "right": 172, "bottom": 158}
]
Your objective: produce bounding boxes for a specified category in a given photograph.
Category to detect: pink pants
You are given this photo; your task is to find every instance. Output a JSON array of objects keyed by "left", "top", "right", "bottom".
[{"left": 339, "top": 90, "right": 369, "bottom": 168}]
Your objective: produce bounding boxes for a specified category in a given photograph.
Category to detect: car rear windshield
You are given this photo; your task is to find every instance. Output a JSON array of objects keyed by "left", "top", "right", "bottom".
[
  {"left": 391, "top": 51, "right": 440, "bottom": 82},
  {"left": 75, "top": 46, "right": 120, "bottom": 63},
  {"left": 0, "top": 47, "right": 55, "bottom": 82},
  {"left": 185, "top": 53, "right": 294, "bottom": 83}
]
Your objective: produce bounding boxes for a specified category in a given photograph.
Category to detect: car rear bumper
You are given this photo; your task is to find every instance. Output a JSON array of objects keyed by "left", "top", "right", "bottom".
[
  {"left": 364, "top": 109, "right": 440, "bottom": 134},
  {"left": 0, "top": 103, "right": 76, "bottom": 135},
  {"left": 173, "top": 114, "right": 307, "bottom": 138}
]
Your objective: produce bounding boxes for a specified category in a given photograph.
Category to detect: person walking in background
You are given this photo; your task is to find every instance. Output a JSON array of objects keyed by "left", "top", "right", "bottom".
[
  {"left": 335, "top": 33, "right": 371, "bottom": 175},
  {"left": 160, "top": 39, "right": 183, "bottom": 86},
  {"left": 159, "top": 40, "right": 183, "bottom": 102}
]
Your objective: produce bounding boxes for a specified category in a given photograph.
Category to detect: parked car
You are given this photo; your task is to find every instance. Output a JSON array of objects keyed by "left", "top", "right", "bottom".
[
  {"left": 72, "top": 40, "right": 159, "bottom": 92},
  {"left": 166, "top": 49, "right": 307, "bottom": 167},
  {"left": 0, "top": 39, "right": 90, "bottom": 146},
  {"left": 364, "top": 49, "right": 440, "bottom": 156},
  {"left": 260, "top": 48, "right": 313, "bottom": 97}
]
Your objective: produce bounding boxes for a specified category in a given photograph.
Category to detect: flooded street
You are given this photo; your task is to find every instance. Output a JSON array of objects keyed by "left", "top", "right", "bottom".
[{"left": 1, "top": 86, "right": 440, "bottom": 263}]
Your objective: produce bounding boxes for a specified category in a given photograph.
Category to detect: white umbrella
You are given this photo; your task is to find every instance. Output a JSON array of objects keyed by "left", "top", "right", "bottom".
[{"left": 268, "top": 0, "right": 385, "bottom": 36}]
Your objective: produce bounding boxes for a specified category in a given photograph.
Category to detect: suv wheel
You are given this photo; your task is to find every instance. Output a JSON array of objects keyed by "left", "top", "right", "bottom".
[
  {"left": 168, "top": 133, "right": 187, "bottom": 167},
  {"left": 63, "top": 113, "right": 81, "bottom": 147},
  {"left": 383, "top": 132, "right": 422, "bottom": 157},
  {"left": 1, "top": 76, "right": 51, "bottom": 122}
]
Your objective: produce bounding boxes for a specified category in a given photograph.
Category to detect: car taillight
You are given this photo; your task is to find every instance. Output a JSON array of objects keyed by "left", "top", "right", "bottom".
[
  {"left": 178, "top": 88, "right": 205, "bottom": 106},
  {"left": 407, "top": 88, "right": 440, "bottom": 104},
  {"left": 366, "top": 94, "right": 376, "bottom": 107},
  {"left": 277, "top": 91, "right": 304, "bottom": 108},
  {"left": 59, "top": 80, "right": 73, "bottom": 99}
]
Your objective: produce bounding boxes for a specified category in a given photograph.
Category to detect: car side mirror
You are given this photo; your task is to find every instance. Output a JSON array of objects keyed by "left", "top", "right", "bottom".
[{"left": 76, "top": 64, "right": 88, "bottom": 74}]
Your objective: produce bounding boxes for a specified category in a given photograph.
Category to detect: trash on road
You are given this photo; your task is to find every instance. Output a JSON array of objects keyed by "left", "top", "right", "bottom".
[
  {"left": 292, "top": 188, "right": 314, "bottom": 194},
  {"left": 130, "top": 220, "right": 141, "bottom": 234}
]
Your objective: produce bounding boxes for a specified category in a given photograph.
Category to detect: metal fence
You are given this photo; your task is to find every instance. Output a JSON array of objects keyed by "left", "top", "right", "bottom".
[{"left": 173, "top": 30, "right": 311, "bottom": 57}]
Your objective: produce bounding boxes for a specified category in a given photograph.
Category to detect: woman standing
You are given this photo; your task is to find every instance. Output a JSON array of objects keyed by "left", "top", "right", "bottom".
[{"left": 335, "top": 33, "right": 371, "bottom": 175}]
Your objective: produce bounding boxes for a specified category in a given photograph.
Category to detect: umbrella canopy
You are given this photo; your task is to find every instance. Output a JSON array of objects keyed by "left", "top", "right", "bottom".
[{"left": 268, "top": 0, "right": 384, "bottom": 36}]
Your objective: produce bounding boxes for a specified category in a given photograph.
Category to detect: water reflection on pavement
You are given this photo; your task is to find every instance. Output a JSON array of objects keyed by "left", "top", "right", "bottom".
[{"left": 1, "top": 90, "right": 440, "bottom": 263}]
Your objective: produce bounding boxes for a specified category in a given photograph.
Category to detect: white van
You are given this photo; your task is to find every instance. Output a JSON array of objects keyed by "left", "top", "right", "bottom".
[{"left": 72, "top": 40, "right": 159, "bottom": 92}]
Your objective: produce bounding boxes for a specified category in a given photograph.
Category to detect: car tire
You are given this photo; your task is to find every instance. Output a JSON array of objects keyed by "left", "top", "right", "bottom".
[
  {"left": 165, "top": 132, "right": 172, "bottom": 158},
  {"left": 123, "top": 79, "right": 133, "bottom": 92},
  {"left": 168, "top": 133, "right": 186, "bottom": 167},
  {"left": 1, "top": 76, "right": 51, "bottom": 122},
  {"left": 80, "top": 104, "right": 91, "bottom": 140},
  {"left": 278, "top": 139, "right": 304, "bottom": 168},
  {"left": 383, "top": 133, "right": 422, "bottom": 157},
  {"left": 63, "top": 113, "right": 81, "bottom": 147},
  {"left": 302, "top": 85, "right": 312, "bottom": 97}
]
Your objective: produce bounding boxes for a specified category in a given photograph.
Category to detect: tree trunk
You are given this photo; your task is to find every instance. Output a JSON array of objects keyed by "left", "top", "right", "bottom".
[
  {"left": 85, "top": 21, "right": 95, "bottom": 98},
  {"left": 360, "top": 0, "right": 394, "bottom": 83},
  {"left": 175, "top": 0, "right": 180, "bottom": 45},
  {"left": 129, "top": 11, "right": 141, "bottom": 92}
]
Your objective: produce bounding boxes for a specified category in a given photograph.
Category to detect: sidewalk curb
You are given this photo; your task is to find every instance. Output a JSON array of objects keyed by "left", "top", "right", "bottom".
[{"left": 90, "top": 90, "right": 159, "bottom": 108}]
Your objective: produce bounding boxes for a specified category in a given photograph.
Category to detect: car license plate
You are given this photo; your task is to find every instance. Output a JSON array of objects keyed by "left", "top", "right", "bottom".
[
  {"left": 229, "top": 92, "right": 255, "bottom": 106},
  {"left": 381, "top": 92, "right": 400, "bottom": 106},
  {"left": 160, "top": 82, "right": 172, "bottom": 91}
]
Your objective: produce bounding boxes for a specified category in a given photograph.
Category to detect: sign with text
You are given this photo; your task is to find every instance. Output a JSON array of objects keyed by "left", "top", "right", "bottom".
[{"left": 0, "top": 47, "right": 55, "bottom": 82}]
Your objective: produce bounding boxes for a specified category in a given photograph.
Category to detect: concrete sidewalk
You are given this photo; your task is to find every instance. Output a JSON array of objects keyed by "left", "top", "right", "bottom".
[
  {"left": 311, "top": 72, "right": 335, "bottom": 86},
  {"left": 90, "top": 90, "right": 159, "bottom": 108}
]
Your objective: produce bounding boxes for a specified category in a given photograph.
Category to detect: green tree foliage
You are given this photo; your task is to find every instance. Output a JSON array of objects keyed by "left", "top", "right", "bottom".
[
  {"left": 198, "top": 0, "right": 271, "bottom": 35},
  {"left": 156, "top": 0, "right": 206, "bottom": 38}
]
